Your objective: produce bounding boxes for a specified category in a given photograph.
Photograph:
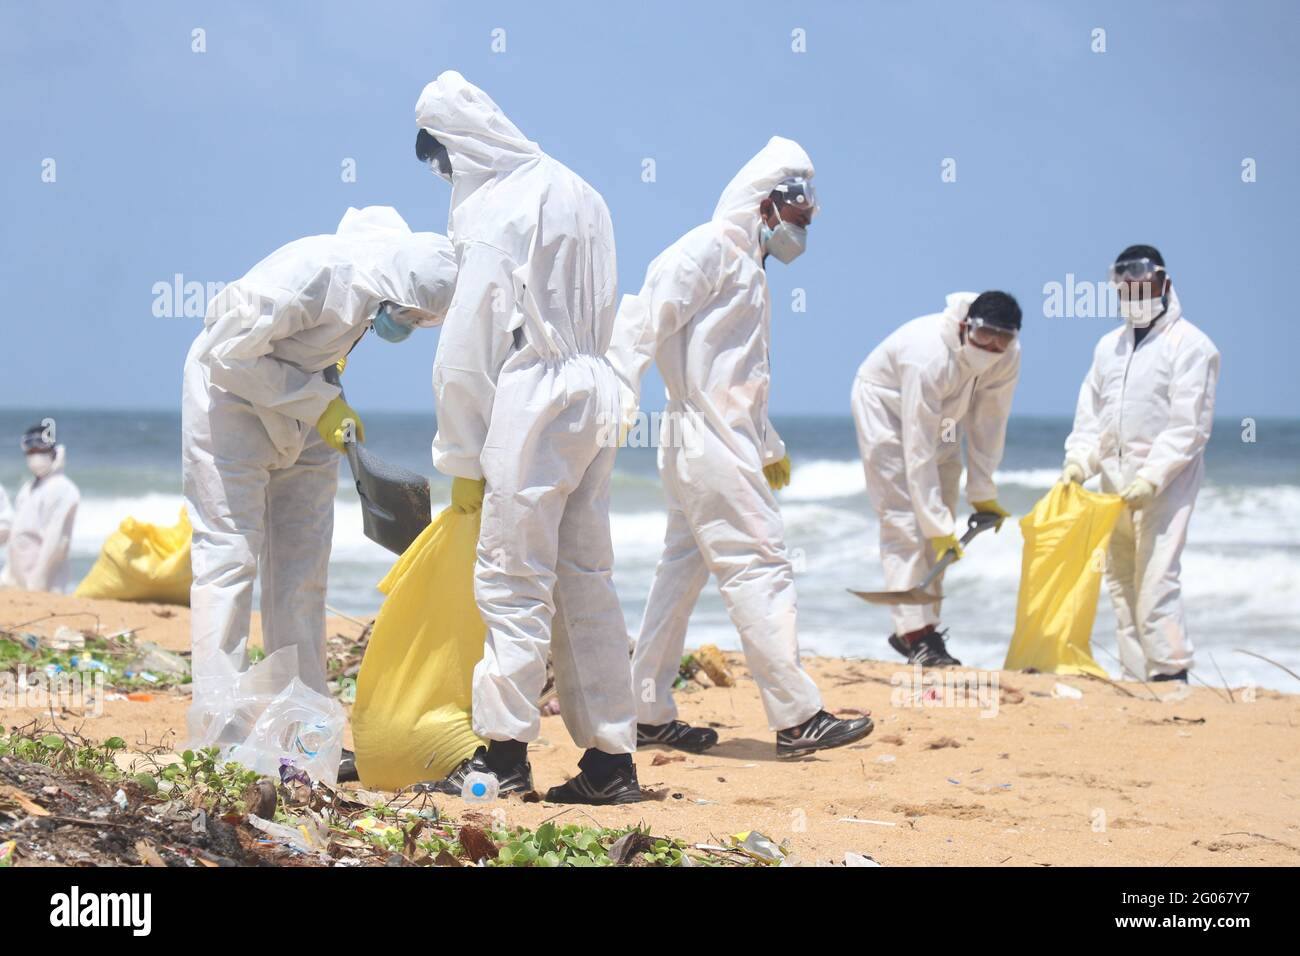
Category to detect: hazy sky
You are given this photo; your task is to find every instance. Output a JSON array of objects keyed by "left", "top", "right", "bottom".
[{"left": 2, "top": 0, "right": 1296, "bottom": 417}]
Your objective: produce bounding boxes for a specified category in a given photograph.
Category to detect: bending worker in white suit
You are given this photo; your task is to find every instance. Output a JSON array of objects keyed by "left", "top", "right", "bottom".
[
  {"left": 412, "top": 72, "right": 644, "bottom": 805},
  {"left": 851, "top": 291, "right": 1022, "bottom": 667},
  {"left": 1062, "top": 245, "right": 1219, "bottom": 683},
  {"left": 608, "top": 136, "right": 874, "bottom": 758},
  {"left": 1, "top": 424, "right": 80, "bottom": 593},
  {"left": 182, "top": 206, "right": 457, "bottom": 780}
]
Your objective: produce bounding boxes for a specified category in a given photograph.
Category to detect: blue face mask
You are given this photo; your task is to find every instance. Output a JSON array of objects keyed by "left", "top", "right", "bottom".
[{"left": 372, "top": 304, "right": 413, "bottom": 343}]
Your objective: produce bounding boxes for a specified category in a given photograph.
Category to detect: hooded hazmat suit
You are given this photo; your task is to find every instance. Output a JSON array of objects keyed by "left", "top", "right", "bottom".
[
  {"left": 851, "top": 293, "right": 1021, "bottom": 636},
  {"left": 606, "top": 136, "right": 823, "bottom": 732},
  {"left": 414, "top": 71, "right": 636, "bottom": 755},
  {"left": 1, "top": 447, "right": 79, "bottom": 593},
  {"left": 181, "top": 206, "right": 456, "bottom": 738},
  {"left": 1063, "top": 288, "right": 1218, "bottom": 678}
]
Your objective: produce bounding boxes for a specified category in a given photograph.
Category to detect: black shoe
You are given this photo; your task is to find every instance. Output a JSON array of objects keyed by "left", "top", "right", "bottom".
[
  {"left": 337, "top": 748, "right": 359, "bottom": 783},
  {"left": 1151, "top": 669, "right": 1189, "bottom": 683},
  {"left": 413, "top": 746, "right": 533, "bottom": 797},
  {"left": 776, "top": 709, "right": 875, "bottom": 758},
  {"left": 637, "top": 720, "right": 719, "bottom": 754},
  {"left": 888, "top": 627, "right": 961, "bottom": 667},
  {"left": 544, "top": 763, "right": 646, "bottom": 805}
]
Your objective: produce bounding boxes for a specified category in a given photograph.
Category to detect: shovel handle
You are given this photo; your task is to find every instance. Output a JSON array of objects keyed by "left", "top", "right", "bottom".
[{"left": 917, "top": 511, "right": 1003, "bottom": 590}]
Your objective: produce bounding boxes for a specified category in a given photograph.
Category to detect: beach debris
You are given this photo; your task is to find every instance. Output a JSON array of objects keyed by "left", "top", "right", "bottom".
[
  {"left": 609, "top": 830, "right": 656, "bottom": 865},
  {"left": 844, "top": 851, "right": 881, "bottom": 867},
  {"left": 947, "top": 778, "right": 961, "bottom": 785},
  {"left": 999, "top": 683, "right": 1025, "bottom": 704},
  {"left": 731, "top": 830, "right": 784, "bottom": 863},
  {"left": 694, "top": 644, "right": 735, "bottom": 687},
  {"left": 127, "top": 641, "right": 189, "bottom": 680},
  {"left": 926, "top": 736, "right": 961, "bottom": 750},
  {"left": 837, "top": 817, "right": 896, "bottom": 827},
  {"left": 458, "top": 824, "right": 499, "bottom": 864},
  {"left": 135, "top": 839, "right": 167, "bottom": 867},
  {"left": 0, "top": 840, "right": 15, "bottom": 867},
  {"left": 875, "top": 754, "right": 896, "bottom": 764},
  {"left": 48, "top": 627, "right": 87, "bottom": 652},
  {"left": 651, "top": 753, "right": 685, "bottom": 767},
  {"left": 1051, "top": 682, "right": 1083, "bottom": 700},
  {"left": 879, "top": 734, "right": 905, "bottom": 746}
]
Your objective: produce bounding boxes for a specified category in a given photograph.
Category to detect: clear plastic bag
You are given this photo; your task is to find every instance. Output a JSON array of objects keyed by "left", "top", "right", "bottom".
[{"left": 187, "top": 645, "right": 346, "bottom": 785}]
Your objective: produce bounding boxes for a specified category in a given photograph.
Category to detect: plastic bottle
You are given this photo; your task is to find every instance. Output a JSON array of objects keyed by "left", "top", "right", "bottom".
[{"left": 461, "top": 771, "right": 499, "bottom": 803}]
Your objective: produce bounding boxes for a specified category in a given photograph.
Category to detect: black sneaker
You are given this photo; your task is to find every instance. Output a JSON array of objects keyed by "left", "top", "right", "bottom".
[
  {"left": 544, "top": 763, "right": 646, "bottom": 805},
  {"left": 776, "top": 709, "right": 875, "bottom": 758},
  {"left": 637, "top": 720, "right": 719, "bottom": 754},
  {"left": 337, "top": 748, "right": 359, "bottom": 783},
  {"left": 412, "top": 746, "right": 533, "bottom": 797},
  {"left": 888, "top": 627, "right": 961, "bottom": 667},
  {"left": 1151, "top": 669, "right": 1189, "bottom": 683}
]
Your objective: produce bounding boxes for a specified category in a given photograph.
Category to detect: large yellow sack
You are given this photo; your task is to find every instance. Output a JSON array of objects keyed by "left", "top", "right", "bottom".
[
  {"left": 352, "top": 508, "right": 485, "bottom": 790},
  {"left": 75, "top": 508, "right": 193, "bottom": 605},
  {"left": 1003, "top": 482, "right": 1124, "bottom": 677}
]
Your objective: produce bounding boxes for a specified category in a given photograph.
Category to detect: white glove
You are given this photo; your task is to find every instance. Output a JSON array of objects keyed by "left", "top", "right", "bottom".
[{"left": 1060, "top": 462, "right": 1086, "bottom": 484}]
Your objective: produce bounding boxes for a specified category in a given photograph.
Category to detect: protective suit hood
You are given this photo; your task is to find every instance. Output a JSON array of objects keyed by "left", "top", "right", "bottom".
[
  {"left": 712, "top": 136, "right": 814, "bottom": 255},
  {"left": 336, "top": 206, "right": 457, "bottom": 327},
  {"left": 414, "top": 71, "right": 542, "bottom": 238}
]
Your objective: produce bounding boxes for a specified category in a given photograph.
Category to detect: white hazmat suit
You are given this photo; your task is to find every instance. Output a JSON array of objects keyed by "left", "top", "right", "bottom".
[
  {"left": 851, "top": 293, "right": 1021, "bottom": 636},
  {"left": 415, "top": 71, "right": 636, "bottom": 755},
  {"left": 0, "top": 448, "right": 79, "bottom": 593},
  {"left": 182, "top": 206, "right": 456, "bottom": 743},
  {"left": 607, "top": 136, "right": 823, "bottom": 732},
  {"left": 1064, "top": 288, "right": 1219, "bottom": 679}
]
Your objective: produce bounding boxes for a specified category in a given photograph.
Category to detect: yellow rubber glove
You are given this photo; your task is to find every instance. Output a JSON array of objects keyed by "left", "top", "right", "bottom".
[
  {"left": 970, "top": 498, "right": 1011, "bottom": 531},
  {"left": 335, "top": 355, "right": 348, "bottom": 376},
  {"left": 315, "top": 397, "right": 364, "bottom": 453},
  {"left": 763, "top": 455, "right": 792, "bottom": 491},
  {"left": 451, "top": 477, "right": 486, "bottom": 515},
  {"left": 1120, "top": 477, "right": 1156, "bottom": 509},
  {"left": 930, "top": 534, "right": 964, "bottom": 563},
  {"left": 1060, "top": 462, "right": 1085, "bottom": 484}
]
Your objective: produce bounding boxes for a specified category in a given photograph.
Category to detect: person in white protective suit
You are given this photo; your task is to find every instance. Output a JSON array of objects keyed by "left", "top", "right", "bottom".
[
  {"left": 608, "top": 137, "right": 875, "bottom": 758},
  {"left": 1, "top": 424, "right": 80, "bottom": 593},
  {"left": 182, "top": 206, "right": 457, "bottom": 781},
  {"left": 1062, "top": 245, "right": 1219, "bottom": 683},
  {"left": 410, "top": 71, "right": 645, "bottom": 804},
  {"left": 851, "top": 291, "right": 1022, "bottom": 667}
]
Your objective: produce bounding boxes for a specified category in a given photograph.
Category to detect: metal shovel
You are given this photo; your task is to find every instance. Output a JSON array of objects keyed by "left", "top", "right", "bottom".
[
  {"left": 848, "top": 511, "right": 1003, "bottom": 606},
  {"left": 343, "top": 438, "right": 432, "bottom": 556}
]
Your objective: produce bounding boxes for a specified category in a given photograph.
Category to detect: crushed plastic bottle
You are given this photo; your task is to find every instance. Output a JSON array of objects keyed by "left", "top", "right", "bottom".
[{"left": 461, "top": 771, "right": 499, "bottom": 803}]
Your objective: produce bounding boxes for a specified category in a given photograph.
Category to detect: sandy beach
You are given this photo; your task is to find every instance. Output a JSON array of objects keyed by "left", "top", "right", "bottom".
[{"left": 3, "top": 587, "right": 1297, "bottom": 867}]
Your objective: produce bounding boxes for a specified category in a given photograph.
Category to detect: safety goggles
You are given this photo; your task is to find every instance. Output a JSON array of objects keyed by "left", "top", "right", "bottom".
[
  {"left": 20, "top": 431, "right": 52, "bottom": 453},
  {"left": 965, "top": 314, "right": 1018, "bottom": 349},
  {"left": 770, "top": 177, "right": 819, "bottom": 219},
  {"left": 1109, "top": 257, "right": 1164, "bottom": 284}
]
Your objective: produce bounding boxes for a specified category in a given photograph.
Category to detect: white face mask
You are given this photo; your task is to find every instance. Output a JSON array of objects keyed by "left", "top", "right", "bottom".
[
  {"left": 761, "top": 220, "right": 807, "bottom": 264},
  {"left": 26, "top": 451, "right": 54, "bottom": 478},
  {"left": 960, "top": 340, "right": 1002, "bottom": 373},
  {"left": 1118, "top": 293, "right": 1167, "bottom": 328}
]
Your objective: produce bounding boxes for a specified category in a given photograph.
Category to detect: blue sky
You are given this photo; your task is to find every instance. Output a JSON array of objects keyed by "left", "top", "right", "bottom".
[{"left": 2, "top": 0, "right": 1296, "bottom": 417}]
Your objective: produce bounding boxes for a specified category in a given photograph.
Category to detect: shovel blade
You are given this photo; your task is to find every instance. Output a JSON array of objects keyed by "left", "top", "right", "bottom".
[
  {"left": 848, "top": 587, "right": 940, "bottom": 606},
  {"left": 346, "top": 443, "right": 432, "bottom": 556}
]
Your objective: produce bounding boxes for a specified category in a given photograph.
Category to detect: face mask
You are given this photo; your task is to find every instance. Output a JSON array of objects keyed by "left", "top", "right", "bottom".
[
  {"left": 1118, "top": 292, "right": 1168, "bottom": 328},
  {"left": 27, "top": 451, "right": 54, "bottom": 478},
  {"left": 429, "top": 146, "right": 452, "bottom": 184},
  {"left": 372, "top": 304, "right": 413, "bottom": 343},
  {"left": 761, "top": 220, "right": 807, "bottom": 264},
  {"left": 960, "top": 340, "right": 1002, "bottom": 373}
]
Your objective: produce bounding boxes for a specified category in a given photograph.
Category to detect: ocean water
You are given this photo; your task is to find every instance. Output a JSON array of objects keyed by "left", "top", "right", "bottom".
[{"left": 2, "top": 409, "right": 1297, "bottom": 691}]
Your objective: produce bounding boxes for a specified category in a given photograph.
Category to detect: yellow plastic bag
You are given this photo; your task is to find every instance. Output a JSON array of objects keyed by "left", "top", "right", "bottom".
[
  {"left": 75, "top": 508, "right": 193, "bottom": 605},
  {"left": 352, "top": 508, "right": 485, "bottom": 790},
  {"left": 1003, "top": 483, "right": 1124, "bottom": 677}
]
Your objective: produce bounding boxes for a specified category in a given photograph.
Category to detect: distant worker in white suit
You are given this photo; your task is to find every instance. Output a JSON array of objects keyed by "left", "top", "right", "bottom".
[
  {"left": 1, "top": 424, "right": 80, "bottom": 594},
  {"left": 1062, "top": 245, "right": 1219, "bottom": 683}
]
